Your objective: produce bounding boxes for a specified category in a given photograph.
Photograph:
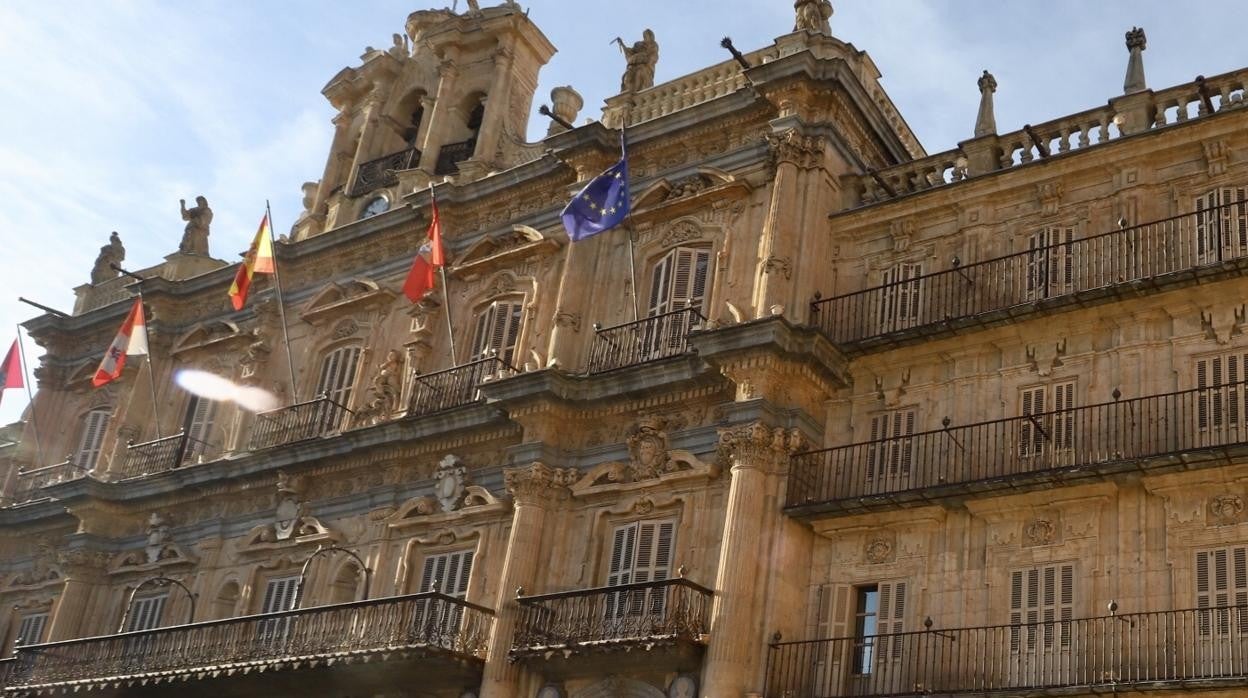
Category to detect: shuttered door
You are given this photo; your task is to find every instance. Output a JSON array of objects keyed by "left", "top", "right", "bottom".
[
  {"left": 417, "top": 549, "right": 474, "bottom": 637},
  {"left": 1051, "top": 381, "right": 1076, "bottom": 458},
  {"left": 1019, "top": 386, "right": 1047, "bottom": 458},
  {"left": 315, "top": 345, "right": 362, "bottom": 407},
  {"left": 125, "top": 594, "right": 168, "bottom": 632},
  {"left": 867, "top": 410, "right": 916, "bottom": 491},
  {"left": 74, "top": 408, "right": 111, "bottom": 470},
  {"left": 607, "top": 520, "right": 676, "bottom": 618},
  {"left": 470, "top": 299, "right": 524, "bottom": 366},
  {"left": 1197, "top": 353, "right": 1248, "bottom": 446},
  {"left": 1196, "top": 188, "right": 1248, "bottom": 263},
  {"left": 14, "top": 613, "right": 48, "bottom": 647},
  {"left": 877, "top": 264, "right": 923, "bottom": 332},
  {"left": 810, "top": 584, "right": 854, "bottom": 694},
  {"left": 648, "top": 247, "right": 711, "bottom": 317},
  {"left": 1027, "top": 227, "right": 1076, "bottom": 300},
  {"left": 1196, "top": 546, "right": 1248, "bottom": 637},
  {"left": 183, "top": 396, "right": 218, "bottom": 463},
  {"left": 1010, "top": 564, "right": 1075, "bottom": 653},
  {"left": 258, "top": 576, "right": 299, "bottom": 643},
  {"left": 874, "top": 581, "right": 907, "bottom": 666}
]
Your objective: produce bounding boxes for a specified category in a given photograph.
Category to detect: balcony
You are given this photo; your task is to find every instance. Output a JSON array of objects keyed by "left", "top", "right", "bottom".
[
  {"left": 787, "top": 381, "right": 1248, "bottom": 516},
  {"left": 587, "top": 306, "right": 705, "bottom": 374},
  {"left": 812, "top": 200, "right": 1248, "bottom": 352},
  {"left": 8, "top": 460, "right": 86, "bottom": 504},
  {"left": 6, "top": 592, "right": 492, "bottom": 696},
  {"left": 408, "top": 356, "right": 514, "bottom": 417},
  {"left": 248, "top": 396, "right": 351, "bottom": 451},
  {"left": 512, "top": 578, "right": 712, "bottom": 676},
  {"left": 766, "top": 605, "right": 1248, "bottom": 697},
  {"left": 113, "top": 432, "right": 212, "bottom": 480},
  {"left": 347, "top": 147, "right": 419, "bottom": 197},
  {"left": 434, "top": 138, "right": 475, "bottom": 175}
]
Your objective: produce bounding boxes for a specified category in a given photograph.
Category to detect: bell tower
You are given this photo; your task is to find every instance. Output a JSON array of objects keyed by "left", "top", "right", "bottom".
[{"left": 300, "top": 3, "right": 555, "bottom": 238}]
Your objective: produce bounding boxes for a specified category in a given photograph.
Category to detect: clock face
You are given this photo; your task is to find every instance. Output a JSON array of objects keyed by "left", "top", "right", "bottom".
[
  {"left": 669, "top": 676, "right": 696, "bottom": 698},
  {"left": 360, "top": 196, "right": 390, "bottom": 219}
]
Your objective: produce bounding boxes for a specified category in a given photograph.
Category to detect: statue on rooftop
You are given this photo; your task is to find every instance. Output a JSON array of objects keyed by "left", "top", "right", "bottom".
[
  {"left": 179, "top": 196, "right": 213, "bottom": 256},
  {"left": 90, "top": 231, "right": 125, "bottom": 284},
  {"left": 794, "top": 0, "right": 833, "bottom": 34},
  {"left": 614, "top": 30, "right": 659, "bottom": 94},
  {"left": 463, "top": 0, "right": 483, "bottom": 15}
]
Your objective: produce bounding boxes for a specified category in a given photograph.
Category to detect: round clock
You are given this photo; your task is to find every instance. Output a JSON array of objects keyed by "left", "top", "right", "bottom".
[
  {"left": 668, "top": 675, "right": 697, "bottom": 698},
  {"left": 360, "top": 195, "right": 390, "bottom": 219}
]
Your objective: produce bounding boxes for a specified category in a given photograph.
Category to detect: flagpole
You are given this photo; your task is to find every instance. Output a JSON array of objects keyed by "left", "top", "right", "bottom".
[
  {"left": 136, "top": 292, "right": 163, "bottom": 440},
  {"left": 620, "top": 127, "right": 640, "bottom": 322},
  {"left": 431, "top": 186, "right": 459, "bottom": 365},
  {"left": 13, "top": 325, "right": 46, "bottom": 468},
  {"left": 266, "top": 200, "right": 299, "bottom": 401}
]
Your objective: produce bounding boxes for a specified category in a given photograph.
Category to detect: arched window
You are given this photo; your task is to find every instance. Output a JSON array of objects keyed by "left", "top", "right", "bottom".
[
  {"left": 470, "top": 299, "right": 524, "bottom": 366},
  {"left": 73, "top": 408, "right": 112, "bottom": 469},
  {"left": 466, "top": 101, "right": 485, "bottom": 136},
  {"left": 648, "top": 246, "right": 711, "bottom": 317},
  {"left": 315, "top": 344, "right": 362, "bottom": 406}
]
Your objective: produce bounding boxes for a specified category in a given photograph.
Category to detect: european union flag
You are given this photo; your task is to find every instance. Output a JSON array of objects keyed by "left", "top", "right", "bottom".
[{"left": 561, "top": 140, "right": 630, "bottom": 242}]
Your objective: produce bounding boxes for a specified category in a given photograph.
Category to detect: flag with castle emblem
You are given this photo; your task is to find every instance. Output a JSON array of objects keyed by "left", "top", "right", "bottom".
[
  {"left": 403, "top": 190, "right": 445, "bottom": 303},
  {"left": 0, "top": 340, "right": 22, "bottom": 407},
  {"left": 92, "top": 298, "right": 148, "bottom": 388},
  {"left": 561, "top": 134, "right": 630, "bottom": 241},
  {"left": 228, "top": 212, "right": 276, "bottom": 310}
]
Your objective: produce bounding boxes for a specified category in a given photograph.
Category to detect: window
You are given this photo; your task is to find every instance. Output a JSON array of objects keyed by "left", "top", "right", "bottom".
[
  {"left": 1019, "top": 381, "right": 1076, "bottom": 459},
  {"left": 850, "top": 581, "right": 905, "bottom": 675},
  {"left": 1026, "top": 227, "right": 1075, "bottom": 300},
  {"left": 1195, "top": 187, "right": 1248, "bottom": 264},
  {"left": 1196, "top": 352, "right": 1248, "bottom": 440},
  {"left": 1009, "top": 563, "right": 1074, "bottom": 652},
  {"left": 866, "top": 409, "right": 916, "bottom": 489},
  {"left": 1195, "top": 546, "right": 1248, "bottom": 636},
  {"left": 73, "top": 408, "right": 111, "bottom": 470},
  {"left": 257, "top": 575, "right": 299, "bottom": 642},
  {"left": 470, "top": 299, "right": 524, "bottom": 366},
  {"left": 13, "top": 612, "right": 47, "bottom": 648},
  {"left": 182, "top": 395, "right": 218, "bottom": 463},
  {"left": 607, "top": 520, "right": 675, "bottom": 617},
  {"left": 315, "top": 345, "right": 362, "bottom": 407},
  {"left": 648, "top": 246, "right": 711, "bottom": 317},
  {"left": 876, "top": 263, "right": 922, "bottom": 332},
  {"left": 416, "top": 550, "right": 473, "bottom": 638},
  {"left": 125, "top": 594, "right": 168, "bottom": 632}
]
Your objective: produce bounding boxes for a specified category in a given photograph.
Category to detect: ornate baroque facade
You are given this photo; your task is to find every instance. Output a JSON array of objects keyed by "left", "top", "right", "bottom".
[{"left": 2, "top": 4, "right": 1248, "bottom": 698}]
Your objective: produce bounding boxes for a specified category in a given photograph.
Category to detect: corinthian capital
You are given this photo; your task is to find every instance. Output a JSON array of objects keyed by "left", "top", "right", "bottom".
[
  {"left": 716, "top": 421, "right": 806, "bottom": 473},
  {"left": 767, "top": 129, "right": 826, "bottom": 169},
  {"left": 504, "top": 462, "right": 579, "bottom": 507}
]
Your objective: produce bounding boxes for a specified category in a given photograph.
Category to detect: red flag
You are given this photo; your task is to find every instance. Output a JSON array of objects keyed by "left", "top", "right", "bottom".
[
  {"left": 403, "top": 194, "right": 444, "bottom": 302},
  {"left": 92, "top": 299, "right": 148, "bottom": 388},
  {"left": 0, "top": 340, "right": 22, "bottom": 407}
]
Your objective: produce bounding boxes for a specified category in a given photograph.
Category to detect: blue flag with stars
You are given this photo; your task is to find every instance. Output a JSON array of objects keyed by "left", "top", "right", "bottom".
[{"left": 561, "top": 137, "right": 630, "bottom": 242}]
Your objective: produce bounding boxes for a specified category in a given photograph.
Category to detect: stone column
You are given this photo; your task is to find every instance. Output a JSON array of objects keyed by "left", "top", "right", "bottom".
[
  {"left": 418, "top": 54, "right": 461, "bottom": 172},
  {"left": 702, "top": 422, "right": 804, "bottom": 698},
  {"left": 471, "top": 44, "right": 517, "bottom": 169},
  {"left": 314, "top": 112, "right": 357, "bottom": 214},
  {"left": 754, "top": 129, "right": 824, "bottom": 321},
  {"left": 479, "top": 463, "right": 579, "bottom": 698},
  {"left": 46, "top": 550, "right": 111, "bottom": 641},
  {"left": 342, "top": 88, "right": 390, "bottom": 196}
]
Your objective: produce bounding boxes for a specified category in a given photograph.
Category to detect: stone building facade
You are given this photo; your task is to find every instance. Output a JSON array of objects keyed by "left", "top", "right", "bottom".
[{"left": 2, "top": 3, "right": 1248, "bottom": 698}]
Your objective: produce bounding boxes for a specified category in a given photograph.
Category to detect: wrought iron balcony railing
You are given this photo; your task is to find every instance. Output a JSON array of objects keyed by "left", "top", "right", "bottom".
[
  {"left": 114, "top": 432, "right": 212, "bottom": 480},
  {"left": 766, "top": 605, "right": 1248, "bottom": 698},
  {"left": 587, "top": 306, "right": 706, "bottom": 374},
  {"left": 787, "top": 381, "right": 1248, "bottom": 515},
  {"left": 8, "top": 460, "right": 86, "bottom": 504},
  {"left": 6, "top": 592, "right": 492, "bottom": 693},
  {"left": 348, "top": 147, "right": 420, "bottom": 197},
  {"left": 434, "top": 138, "right": 476, "bottom": 175},
  {"left": 812, "top": 200, "right": 1248, "bottom": 350},
  {"left": 248, "top": 396, "right": 352, "bottom": 451},
  {"left": 408, "top": 355, "right": 514, "bottom": 417},
  {"left": 512, "top": 578, "right": 713, "bottom": 657}
]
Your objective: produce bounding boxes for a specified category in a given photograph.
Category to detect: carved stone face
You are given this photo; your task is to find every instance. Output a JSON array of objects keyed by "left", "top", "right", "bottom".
[{"left": 637, "top": 436, "right": 660, "bottom": 467}]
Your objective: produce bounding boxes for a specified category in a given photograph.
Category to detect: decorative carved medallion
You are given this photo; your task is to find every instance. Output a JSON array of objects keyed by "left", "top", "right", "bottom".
[
  {"left": 1023, "top": 518, "right": 1057, "bottom": 547},
  {"left": 1209, "top": 494, "right": 1246, "bottom": 526},
  {"left": 434, "top": 454, "right": 469, "bottom": 512},
  {"left": 864, "top": 531, "right": 895, "bottom": 564}
]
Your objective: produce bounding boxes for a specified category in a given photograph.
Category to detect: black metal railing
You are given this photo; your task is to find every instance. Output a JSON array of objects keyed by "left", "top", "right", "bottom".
[
  {"left": 7, "top": 592, "right": 492, "bottom": 690},
  {"left": 348, "top": 147, "right": 420, "bottom": 197},
  {"left": 248, "top": 396, "right": 352, "bottom": 451},
  {"left": 812, "top": 200, "right": 1248, "bottom": 348},
  {"left": 787, "top": 380, "right": 1248, "bottom": 513},
  {"left": 766, "top": 605, "right": 1248, "bottom": 697},
  {"left": 9, "top": 460, "right": 86, "bottom": 503},
  {"left": 512, "top": 578, "right": 713, "bottom": 654},
  {"left": 587, "top": 306, "right": 706, "bottom": 374},
  {"left": 434, "top": 138, "right": 476, "bottom": 175},
  {"left": 408, "top": 355, "right": 514, "bottom": 417},
  {"left": 114, "top": 432, "right": 212, "bottom": 480}
]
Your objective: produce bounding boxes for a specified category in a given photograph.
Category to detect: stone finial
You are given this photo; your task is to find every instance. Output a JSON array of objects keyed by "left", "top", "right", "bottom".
[
  {"left": 974, "top": 70, "right": 998, "bottom": 137},
  {"left": 1123, "top": 27, "right": 1147, "bottom": 94},
  {"left": 546, "top": 86, "right": 584, "bottom": 137},
  {"left": 794, "top": 0, "right": 833, "bottom": 34}
]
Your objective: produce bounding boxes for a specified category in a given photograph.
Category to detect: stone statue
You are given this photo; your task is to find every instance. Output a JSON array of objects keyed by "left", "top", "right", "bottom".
[
  {"left": 464, "top": 0, "right": 482, "bottom": 15},
  {"left": 90, "top": 231, "right": 125, "bottom": 284},
  {"left": 614, "top": 30, "right": 659, "bottom": 94},
  {"left": 365, "top": 349, "right": 403, "bottom": 415},
  {"left": 794, "top": 0, "right": 833, "bottom": 34},
  {"left": 388, "top": 33, "right": 408, "bottom": 59},
  {"left": 179, "top": 195, "right": 213, "bottom": 256}
]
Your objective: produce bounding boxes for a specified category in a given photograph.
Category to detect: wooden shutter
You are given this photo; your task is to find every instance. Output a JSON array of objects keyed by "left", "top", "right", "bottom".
[
  {"left": 607, "top": 523, "right": 639, "bottom": 587},
  {"left": 878, "top": 263, "right": 922, "bottom": 331},
  {"left": 607, "top": 519, "right": 676, "bottom": 585},
  {"left": 315, "top": 345, "right": 362, "bottom": 406},
  {"left": 648, "top": 247, "right": 712, "bottom": 317},
  {"left": 261, "top": 576, "right": 299, "bottom": 614},
  {"left": 74, "top": 408, "right": 111, "bottom": 469},
  {"left": 184, "top": 395, "right": 218, "bottom": 463},
  {"left": 1196, "top": 546, "right": 1248, "bottom": 636},
  {"left": 1052, "top": 381, "right": 1076, "bottom": 453},
  {"left": 1027, "top": 228, "right": 1075, "bottom": 299},
  {"left": 1010, "top": 564, "right": 1075, "bottom": 651},
  {"left": 14, "top": 613, "right": 48, "bottom": 647},
  {"left": 1196, "top": 353, "right": 1248, "bottom": 437},
  {"left": 418, "top": 549, "right": 474, "bottom": 598},
  {"left": 470, "top": 299, "right": 524, "bottom": 365},
  {"left": 1020, "top": 385, "right": 1047, "bottom": 457},
  {"left": 868, "top": 409, "right": 916, "bottom": 483},
  {"left": 126, "top": 594, "right": 168, "bottom": 632},
  {"left": 877, "top": 581, "right": 906, "bottom": 661}
]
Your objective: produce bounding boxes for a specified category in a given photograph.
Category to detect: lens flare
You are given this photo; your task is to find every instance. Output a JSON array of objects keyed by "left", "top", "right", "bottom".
[{"left": 175, "top": 369, "right": 279, "bottom": 413}]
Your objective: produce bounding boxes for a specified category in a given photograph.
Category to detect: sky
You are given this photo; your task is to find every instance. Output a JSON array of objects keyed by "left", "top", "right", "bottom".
[{"left": 0, "top": 0, "right": 1243, "bottom": 427}]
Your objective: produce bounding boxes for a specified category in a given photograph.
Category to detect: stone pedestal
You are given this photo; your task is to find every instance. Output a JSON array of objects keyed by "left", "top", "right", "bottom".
[
  {"left": 1110, "top": 91, "right": 1157, "bottom": 137},
  {"left": 958, "top": 134, "right": 1002, "bottom": 178},
  {"left": 160, "top": 252, "right": 228, "bottom": 282}
]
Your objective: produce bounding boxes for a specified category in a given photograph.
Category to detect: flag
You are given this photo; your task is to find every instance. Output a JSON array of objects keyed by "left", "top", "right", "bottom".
[
  {"left": 403, "top": 192, "right": 445, "bottom": 302},
  {"left": 561, "top": 135, "right": 630, "bottom": 241},
  {"left": 0, "top": 340, "right": 22, "bottom": 407},
  {"left": 228, "top": 212, "right": 276, "bottom": 311},
  {"left": 92, "top": 298, "right": 148, "bottom": 388}
]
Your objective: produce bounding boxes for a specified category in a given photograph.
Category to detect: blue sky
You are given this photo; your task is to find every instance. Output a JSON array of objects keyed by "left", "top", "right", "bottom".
[{"left": 0, "top": 0, "right": 1243, "bottom": 428}]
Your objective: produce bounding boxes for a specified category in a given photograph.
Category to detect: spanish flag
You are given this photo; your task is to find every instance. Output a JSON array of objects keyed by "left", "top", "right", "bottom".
[
  {"left": 93, "top": 298, "right": 148, "bottom": 388},
  {"left": 228, "top": 213, "right": 276, "bottom": 310}
]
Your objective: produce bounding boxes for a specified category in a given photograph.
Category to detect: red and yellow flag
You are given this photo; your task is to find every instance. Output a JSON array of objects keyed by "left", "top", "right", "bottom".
[
  {"left": 229, "top": 213, "right": 276, "bottom": 311},
  {"left": 403, "top": 194, "right": 445, "bottom": 303},
  {"left": 93, "top": 298, "right": 148, "bottom": 388}
]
